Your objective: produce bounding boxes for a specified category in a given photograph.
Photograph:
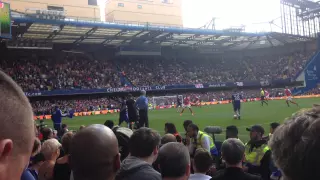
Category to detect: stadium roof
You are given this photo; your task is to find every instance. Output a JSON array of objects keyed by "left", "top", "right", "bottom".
[{"left": 8, "top": 13, "right": 316, "bottom": 51}]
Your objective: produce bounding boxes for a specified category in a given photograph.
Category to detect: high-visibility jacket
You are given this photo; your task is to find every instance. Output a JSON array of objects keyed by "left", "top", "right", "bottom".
[
  {"left": 244, "top": 143, "right": 270, "bottom": 166},
  {"left": 195, "top": 131, "right": 218, "bottom": 156}
]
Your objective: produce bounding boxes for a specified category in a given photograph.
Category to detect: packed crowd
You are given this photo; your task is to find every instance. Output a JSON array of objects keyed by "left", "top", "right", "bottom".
[
  {"left": 2, "top": 69, "right": 320, "bottom": 180},
  {"left": 0, "top": 50, "right": 313, "bottom": 92}
]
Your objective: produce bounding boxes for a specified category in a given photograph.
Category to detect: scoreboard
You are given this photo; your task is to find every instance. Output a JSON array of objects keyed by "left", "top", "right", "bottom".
[{"left": 0, "top": 1, "right": 10, "bottom": 39}]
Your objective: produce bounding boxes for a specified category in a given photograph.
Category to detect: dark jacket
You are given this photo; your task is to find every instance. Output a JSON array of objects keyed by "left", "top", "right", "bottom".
[
  {"left": 115, "top": 156, "right": 161, "bottom": 180},
  {"left": 245, "top": 139, "right": 272, "bottom": 180},
  {"left": 211, "top": 167, "right": 263, "bottom": 180}
]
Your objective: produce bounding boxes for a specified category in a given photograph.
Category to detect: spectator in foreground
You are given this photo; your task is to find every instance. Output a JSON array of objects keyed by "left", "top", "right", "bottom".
[
  {"left": 28, "top": 153, "right": 46, "bottom": 180},
  {"left": 38, "top": 139, "right": 61, "bottom": 180},
  {"left": 104, "top": 120, "right": 114, "bottom": 129},
  {"left": 0, "top": 71, "right": 35, "bottom": 180},
  {"left": 212, "top": 138, "right": 262, "bottom": 180},
  {"left": 189, "top": 148, "right": 212, "bottom": 180},
  {"left": 70, "top": 124, "right": 120, "bottom": 180},
  {"left": 116, "top": 127, "right": 161, "bottom": 180},
  {"left": 161, "top": 134, "right": 178, "bottom": 145},
  {"left": 165, "top": 123, "right": 182, "bottom": 142},
  {"left": 269, "top": 105, "right": 320, "bottom": 180},
  {"left": 158, "top": 142, "right": 190, "bottom": 180},
  {"left": 113, "top": 127, "right": 133, "bottom": 161},
  {"left": 41, "top": 128, "right": 54, "bottom": 143},
  {"left": 54, "top": 132, "right": 74, "bottom": 180}
]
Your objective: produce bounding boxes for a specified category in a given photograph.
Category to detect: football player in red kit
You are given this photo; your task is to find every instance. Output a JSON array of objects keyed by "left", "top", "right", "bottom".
[
  {"left": 284, "top": 87, "right": 299, "bottom": 107},
  {"left": 180, "top": 96, "right": 194, "bottom": 116},
  {"left": 194, "top": 96, "right": 202, "bottom": 108}
]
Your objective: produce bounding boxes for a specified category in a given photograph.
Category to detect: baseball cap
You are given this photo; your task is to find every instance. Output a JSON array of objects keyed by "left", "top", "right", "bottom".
[
  {"left": 246, "top": 125, "right": 265, "bottom": 135},
  {"left": 226, "top": 125, "right": 238, "bottom": 134}
]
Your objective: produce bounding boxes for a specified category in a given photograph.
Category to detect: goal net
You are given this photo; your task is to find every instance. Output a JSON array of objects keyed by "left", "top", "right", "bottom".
[{"left": 152, "top": 95, "right": 183, "bottom": 108}]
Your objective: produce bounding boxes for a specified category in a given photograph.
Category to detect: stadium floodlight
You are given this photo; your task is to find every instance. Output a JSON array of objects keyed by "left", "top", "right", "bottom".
[{"left": 152, "top": 95, "right": 183, "bottom": 108}]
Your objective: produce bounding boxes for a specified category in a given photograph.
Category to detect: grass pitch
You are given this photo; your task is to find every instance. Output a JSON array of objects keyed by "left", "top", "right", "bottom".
[{"left": 49, "top": 98, "right": 319, "bottom": 142}]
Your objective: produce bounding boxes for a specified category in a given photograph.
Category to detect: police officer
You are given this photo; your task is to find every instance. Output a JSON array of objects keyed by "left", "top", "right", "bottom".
[
  {"left": 244, "top": 125, "right": 271, "bottom": 180},
  {"left": 186, "top": 123, "right": 218, "bottom": 158}
]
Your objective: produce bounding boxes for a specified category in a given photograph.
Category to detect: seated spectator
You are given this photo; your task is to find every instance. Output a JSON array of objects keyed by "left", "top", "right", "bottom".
[
  {"left": 158, "top": 142, "right": 190, "bottom": 180},
  {"left": 70, "top": 124, "right": 120, "bottom": 180},
  {"left": 54, "top": 132, "right": 74, "bottom": 180},
  {"left": 0, "top": 71, "right": 35, "bottom": 180},
  {"left": 28, "top": 153, "right": 46, "bottom": 180},
  {"left": 104, "top": 120, "right": 114, "bottom": 129},
  {"left": 189, "top": 148, "right": 212, "bottom": 180},
  {"left": 116, "top": 127, "right": 161, "bottom": 180},
  {"left": 38, "top": 139, "right": 61, "bottom": 180},
  {"left": 161, "top": 134, "right": 177, "bottom": 145},
  {"left": 211, "top": 138, "right": 262, "bottom": 180},
  {"left": 165, "top": 123, "right": 182, "bottom": 142},
  {"left": 269, "top": 105, "right": 320, "bottom": 180}
]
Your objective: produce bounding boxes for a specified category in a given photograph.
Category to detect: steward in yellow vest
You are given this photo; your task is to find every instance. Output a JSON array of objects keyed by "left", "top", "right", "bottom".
[
  {"left": 187, "top": 124, "right": 218, "bottom": 157},
  {"left": 245, "top": 125, "right": 272, "bottom": 180}
]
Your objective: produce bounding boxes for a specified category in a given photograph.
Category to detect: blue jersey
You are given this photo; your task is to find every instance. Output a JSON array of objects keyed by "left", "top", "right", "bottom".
[
  {"left": 232, "top": 93, "right": 242, "bottom": 103},
  {"left": 52, "top": 109, "right": 63, "bottom": 124},
  {"left": 120, "top": 100, "right": 128, "bottom": 114}
]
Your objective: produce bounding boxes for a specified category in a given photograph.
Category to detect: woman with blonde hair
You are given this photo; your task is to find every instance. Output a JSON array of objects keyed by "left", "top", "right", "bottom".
[{"left": 38, "top": 139, "right": 61, "bottom": 180}]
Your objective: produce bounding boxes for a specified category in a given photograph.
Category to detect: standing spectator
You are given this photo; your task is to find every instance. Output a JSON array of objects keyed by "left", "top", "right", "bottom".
[
  {"left": 269, "top": 105, "right": 320, "bottom": 180},
  {"left": 189, "top": 148, "right": 212, "bottom": 180},
  {"left": 57, "top": 124, "right": 68, "bottom": 139},
  {"left": 28, "top": 153, "right": 46, "bottom": 180},
  {"left": 165, "top": 123, "right": 182, "bottom": 143},
  {"left": 244, "top": 125, "right": 271, "bottom": 180},
  {"left": 0, "top": 71, "right": 35, "bottom": 180},
  {"left": 70, "top": 124, "right": 120, "bottom": 180},
  {"left": 269, "top": 122, "right": 280, "bottom": 138},
  {"left": 41, "top": 128, "right": 54, "bottom": 143},
  {"left": 38, "top": 139, "right": 61, "bottom": 180},
  {"left": 135, "top": 90, "right": 149, "bottom": 128},
  {"left": 54, "top": 132, "right": 74, "bottom": 180},
  {"left": 158, "top": 142, "right": 190, "bottom": 180},
  {"left": 126, "top": 94, "right": 138, "bottom": 129},
  {"left": 116, "top": 127, "right": 161, "bottom": 180},
  {"left": 211, "top": 138, "right": 262, "bottom": 180}
]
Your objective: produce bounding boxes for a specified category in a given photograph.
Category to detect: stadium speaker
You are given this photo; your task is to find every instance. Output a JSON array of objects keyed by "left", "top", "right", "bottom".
[{"left": 204, "top": 126, "right": 223, "bottom": 134}]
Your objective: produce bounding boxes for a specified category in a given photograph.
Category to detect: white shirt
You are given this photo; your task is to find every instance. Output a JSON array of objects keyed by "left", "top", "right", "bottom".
[
  {"left": 189, "top": 173, "right": 212, "bottom": 180},
  {"left": 188, "top": 132, "right": 211, "bottom": 154}
]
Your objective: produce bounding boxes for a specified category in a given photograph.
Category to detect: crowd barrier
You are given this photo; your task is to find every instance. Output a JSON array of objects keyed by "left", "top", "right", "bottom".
[{"left": 33, "top": 94, "right": 320, "bottom": 120}]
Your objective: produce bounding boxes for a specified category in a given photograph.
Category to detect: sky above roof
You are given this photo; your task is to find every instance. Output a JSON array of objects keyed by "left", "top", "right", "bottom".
[{"left": 98, "top": 0, "right": 282, "bottom": 33}]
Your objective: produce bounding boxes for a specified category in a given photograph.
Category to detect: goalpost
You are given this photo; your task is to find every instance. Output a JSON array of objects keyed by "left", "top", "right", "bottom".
[{"left": 152, "top": 95, "right": 184, "bottom": 108}]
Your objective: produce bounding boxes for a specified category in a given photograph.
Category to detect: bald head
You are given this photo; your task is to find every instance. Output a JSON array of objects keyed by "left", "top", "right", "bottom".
[
  {"left": 158, "top": 142, "right": 190, "bottom": 179},
  {"left": 161, "top": 134, "right": 177, "bottom": 145},
  {"left": 0, "top": 71, "right": 34, "bottom": 180},
  {"left": 70, "top": 124, "right": 120, "bottom": 180}
]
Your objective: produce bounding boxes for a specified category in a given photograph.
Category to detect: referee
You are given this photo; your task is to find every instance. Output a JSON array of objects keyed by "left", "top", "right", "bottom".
[
  {"left": 135, "top": 90, "right": 149, "bottom": 128},
  {"left": 260, "top": 88, "right": 268, "bottom": 106}
]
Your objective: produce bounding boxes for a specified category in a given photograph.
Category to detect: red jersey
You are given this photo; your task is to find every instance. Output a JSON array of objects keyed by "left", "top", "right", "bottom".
[
  {"left": 285, "top": 89, "right": 292, "bottom": 96},
  {"left": 184, "top": 97, "right": 190, "bottom": 105},
  {"left": 265, "top": 91, "right": 269, "bottom": 96}
]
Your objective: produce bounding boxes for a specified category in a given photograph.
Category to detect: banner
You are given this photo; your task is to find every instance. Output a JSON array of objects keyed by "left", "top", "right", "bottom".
[{"left": 25, "top": 79, "right": 295, "bottom": 97}]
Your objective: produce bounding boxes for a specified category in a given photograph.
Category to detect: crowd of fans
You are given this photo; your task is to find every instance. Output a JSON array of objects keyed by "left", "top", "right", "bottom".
[{"left": 0, "top": 50, "right": 314, "bottom": 92}]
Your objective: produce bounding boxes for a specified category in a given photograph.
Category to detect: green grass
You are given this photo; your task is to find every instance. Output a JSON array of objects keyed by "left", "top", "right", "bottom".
[{"left": 43, "top": 98, "right": 320, "bottom": 142}]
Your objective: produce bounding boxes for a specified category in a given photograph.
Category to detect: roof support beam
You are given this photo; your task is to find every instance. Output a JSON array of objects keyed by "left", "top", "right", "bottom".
[
  {"left": 46, "top": 24, "right": 64, "bottom": 42},
  {"left": 73, "top": 27, "right": 98, "bottom": 44},
  {"left": 101, "top": 30, "right": 125, "bottom": 44},
  {"left": 266, "top": 35, "right": 274, "bottom": 47}
]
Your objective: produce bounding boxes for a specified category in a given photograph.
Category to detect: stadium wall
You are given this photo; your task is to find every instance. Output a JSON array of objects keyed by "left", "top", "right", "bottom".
[
  {"left": 2, "top": 0, "right": 101, "bottom": 20},
  {"left": 104, "top": 0, "right": 183, "bottom": 27}
]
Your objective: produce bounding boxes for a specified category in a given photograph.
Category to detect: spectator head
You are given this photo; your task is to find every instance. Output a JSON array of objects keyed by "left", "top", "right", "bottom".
[
  {"left": 61, "top": 132, "right": 74, "bottom": 155},
  {"left": 246, "top": 125, "right": 264, "bottom": 141},
  {"left": 161, "top": 134, "right": 177, "bottom": 145},
  {"left": 30, "top": 153, "right": 45, "bottom": 168},
  {"left": 41, "top": 139, "right": 61, "bottom": 161},
  {"left": 221, "top": 138, "right": 245, "bottom": 166},
  {"left": 158, "top": 142, "right": 190, "bottom": 180},
  {"left": 187, "top": 124, "right": 199, "bottom": 138},
  {"left": 70, "top": 124, "right": 120, "bottom": 180},
  {"left": 128, "top": 93, "right": 133, "bottom": 99},
  {"left": 113, "top": 127, "right": 133, "bottom": 161},
  {"left": 129, "top": 127, "right": 161, "bottom": 163},
  {"left": 79, "top": 125, "right": 85, "bottom": 130},
  {"left": 269, "top": 105, "right": 320, "bottom": 180},
  {"left": 41, "top": 127, "right": 54, "bottom": 141},
  {"left": 165, "top": 123, "right": 178, "bottom": 134},
  {"left": 32, "top": 138, "right": 41, "bottom": 157},
  {"left": 0, "top": 71, "right": 35, "bottom": 180},
  {"left": 193, "top": 148, "right": 212, "bottom": 173},
  {"left": 104, "top": 120, "right": 114, "bottom": 129},
  {"left": 270, "top": 122, "right": 280, "bottom": 134},
  {"left": 140, "top": 90, "right": 146, "bottom": 96},
  {"left": 62, "top": 124, "right": 68, "bottom": 130},
  {"left": 183, "top": 120, "right": 193, "bottom": 132},
  {"left": 226, "top": 125, "right": 238, "bottom": 139}
]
